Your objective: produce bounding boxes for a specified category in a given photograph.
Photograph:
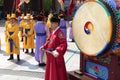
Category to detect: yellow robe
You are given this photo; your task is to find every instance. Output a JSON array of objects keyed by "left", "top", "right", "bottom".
[
  {"left": 19, "top": 20, "right": 25, "bottom": 37},
  {"left": 30, "top": 19, "right": 36, "bottom": 37},
  {"left": 4, "top": 20, "right": 11, "bottom": 42},
  {"left": 46, "top": 13, "right": 53, "bottom": 27},
  {"left": 6, "top": 22, "right": 20, "bottom": 54},
  {"left": 23, "top": 20, "right": 35, "bottom": 49}
]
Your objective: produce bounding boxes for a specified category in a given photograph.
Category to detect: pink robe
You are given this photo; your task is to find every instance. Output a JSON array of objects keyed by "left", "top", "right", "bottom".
[{"left": 43, "top": 28, "right": 68, "bottom": 80}]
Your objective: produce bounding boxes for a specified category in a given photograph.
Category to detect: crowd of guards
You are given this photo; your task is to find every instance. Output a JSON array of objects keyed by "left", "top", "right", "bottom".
[{"left": 4, "top": 12, "right": 72, "bottom": 66}]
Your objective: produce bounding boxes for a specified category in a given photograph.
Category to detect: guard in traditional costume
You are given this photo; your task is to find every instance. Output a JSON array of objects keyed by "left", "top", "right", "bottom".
[
  {"left": 59, "top": 13, "right": 67, "bottom": 38},
  {"left": 4, "top": 14, "right": 11, "bottom": 42},
  {"left": 6, "top": 13, "right": 20, "bottom": 61},
  {"left": 19, "top": 13, "right": 25, "bottom": 42},
  {"left": 23, "top": 13, "right": 35, "bottom": 53},
  {"left": 46, "top": 13, "right": 53, "bottom": 27},
  {"left": 30, "top": 14, "right": 36, "bottom": 43},
  {"left": 40, "top": 14, "right": 68, "bottom": 80},
  {"left": 34, "top": 14, "right": 49, "bottom": 66}
]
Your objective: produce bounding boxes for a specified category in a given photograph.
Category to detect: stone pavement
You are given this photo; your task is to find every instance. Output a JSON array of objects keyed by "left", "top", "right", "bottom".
[{"left": 0, "top": 23, "right": 80, "bottom": 80}]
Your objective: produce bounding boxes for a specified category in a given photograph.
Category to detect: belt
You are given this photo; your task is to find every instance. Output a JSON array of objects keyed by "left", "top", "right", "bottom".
[
  {"left": 36, "top": 32, "right": 46, "bottom": 36},
  {"left": 47, "top": 48, "right": 55, "bottom": 51},
  {"left": 60, "top": 26, "right": 66, "bottom": 29}
]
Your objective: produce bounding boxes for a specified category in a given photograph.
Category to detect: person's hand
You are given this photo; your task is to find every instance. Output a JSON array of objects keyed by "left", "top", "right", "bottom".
[
  {"left": 27, "top": 34, "right": 30, "bottom": 37},
  {"left": 22, "top": 33, "right": 26, "bottom": 37},
  {"left": 40, "top": 46, "right": 44, "bottom": 50},
  {"left": 52, "top": 50, "right": 59, "bottom": 57},
  {"left": 9, "top": 36, "right": 12, "bottom": 39}
]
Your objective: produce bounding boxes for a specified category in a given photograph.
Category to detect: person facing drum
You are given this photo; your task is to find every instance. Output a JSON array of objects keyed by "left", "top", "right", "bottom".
[
  {"left": 6, "top": 13, "right": 20, "bottom": 61},
  {"left": 40, "top": 14, "right": 68, "bottom": 80}
]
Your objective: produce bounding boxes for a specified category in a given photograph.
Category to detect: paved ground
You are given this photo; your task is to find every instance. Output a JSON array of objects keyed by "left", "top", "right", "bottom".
[{"left": 0, "top": 21, "right": 80, "bottom": 80}]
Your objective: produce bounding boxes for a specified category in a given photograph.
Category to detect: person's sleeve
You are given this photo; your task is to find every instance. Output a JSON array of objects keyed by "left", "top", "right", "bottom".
[
  {"left": 56, "top": 31, "right": 67, "bottom": 56},
  {"left": 10, "top": 24, "right": 19, "bottom": 39},
  {"left": 28, "top": 24, "right": 34, "bottom": 35}
]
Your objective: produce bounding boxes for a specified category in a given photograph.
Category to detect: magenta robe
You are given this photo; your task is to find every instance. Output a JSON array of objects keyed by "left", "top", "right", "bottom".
[{"left": 43, "top": 28, "right": 68, "bottom": 80}]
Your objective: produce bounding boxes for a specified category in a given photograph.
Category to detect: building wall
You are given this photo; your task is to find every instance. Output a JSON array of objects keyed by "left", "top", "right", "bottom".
[{"left": 4, "top": 0, "right": 14, "bottom": 13}]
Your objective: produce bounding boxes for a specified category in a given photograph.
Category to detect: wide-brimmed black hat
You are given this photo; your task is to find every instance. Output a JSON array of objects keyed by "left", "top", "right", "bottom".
[{"left": 50, "top": 13, "right": 60, "bottom": 23}]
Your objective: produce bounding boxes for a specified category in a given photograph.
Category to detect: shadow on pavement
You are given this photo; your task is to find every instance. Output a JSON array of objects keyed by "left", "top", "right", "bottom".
[
  {"left": 67, "top": 49, "right": 80, "bottom": 54},
  {"left": 14, "top": 59, "right": 45, "bottom": 70},
  {"left": 0, "top": 50, "right": 8, "bottom": 56}
]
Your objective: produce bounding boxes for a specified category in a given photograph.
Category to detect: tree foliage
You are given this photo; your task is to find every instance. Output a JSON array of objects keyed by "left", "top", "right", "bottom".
[
  {"left": 0, "top": 0, "right": 4, "bottom": 6},
  {"left": 44, "top": 0, "right": 52, "bottom": 11}
]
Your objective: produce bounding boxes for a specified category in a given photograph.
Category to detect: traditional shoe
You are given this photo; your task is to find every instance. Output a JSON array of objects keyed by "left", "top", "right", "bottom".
[
  {"left": 72, "top": 39, "right": 75, "bottom": 42},
  {"left": 25, "top": 49, "right": 28, "bottom": 53},
  {"left": 23, "top": 48, "right": 24, "bottom": 52},
  {"left": 31, "top": 49, "right": 34, "bottom": 54},
  {"left": 21, "top": 38, "right": 23, "bottom": 42},
  {"left": 38, "top": 63, "right": 46, "bottom": 67},
  {"left": 7, "top": 54, "right": 14, "bottom": 60},
  {"left": 31, "top": 51, "right": 34, "bottom": 54},
  {"left": 17, "top": 55, "right": 20, "bottom": 61},
  {"left": 7, "top": 58, "right": 14, "bottom": 60}
]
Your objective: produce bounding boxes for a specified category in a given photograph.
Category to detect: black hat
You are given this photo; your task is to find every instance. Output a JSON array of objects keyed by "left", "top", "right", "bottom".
[{"left": 50, "top": 13, "right": 60, "bottom": 23}]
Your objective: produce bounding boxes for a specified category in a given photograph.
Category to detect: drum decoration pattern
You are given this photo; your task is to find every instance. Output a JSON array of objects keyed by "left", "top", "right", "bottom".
[
  {"left": 73, "top": 0, "right": 118, "bottom": 56},
  {"left": 85, "top": 61, "right": 109, "bottom": 80}
]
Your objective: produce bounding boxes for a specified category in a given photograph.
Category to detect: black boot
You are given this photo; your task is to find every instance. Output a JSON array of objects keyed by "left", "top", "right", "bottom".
[
  {"left": 38, "top": 62, "right": 46, "bottom": 67},
  {"left": 8, "top": 54, "right": 14, "bottom": 60},
  {"left": 21, "top": 37, "right": 23, "bottom": 42},
  {"left": 17, "top": 55, "right": 20, "bottom": 61},
  {"left": 31, "top": 49, "right": 34, "bottom": 54},
  {"left": 23, "top": 48, "right": 24, "bottom": 52},
  {"left": 25, "top": 49, "right": 28, "bottom": 53},
  {"left": 72, "top": 39, "right": 75, "bottom": 42}
]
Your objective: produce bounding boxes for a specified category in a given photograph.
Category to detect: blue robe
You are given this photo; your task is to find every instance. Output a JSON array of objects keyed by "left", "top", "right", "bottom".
[
  {"left": 59, "top": 19, "right": 67, "bottom": 38},
  {"left": 34, "top": 21, "right": 47, "bottom": 63}
]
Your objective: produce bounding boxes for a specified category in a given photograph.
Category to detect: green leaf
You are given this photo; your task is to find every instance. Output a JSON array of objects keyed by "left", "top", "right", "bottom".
[{"left": 44, "top": 0, "right": 52, "bottom": 11}]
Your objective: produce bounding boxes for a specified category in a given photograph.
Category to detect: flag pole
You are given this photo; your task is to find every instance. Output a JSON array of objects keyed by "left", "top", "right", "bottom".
[{"left": 12, "top": 0, "right": 16, "bottom": 13}]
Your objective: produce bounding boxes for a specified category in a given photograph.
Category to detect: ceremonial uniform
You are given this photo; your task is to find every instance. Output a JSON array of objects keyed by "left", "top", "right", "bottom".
[
  {"left": 6, "top": 13, "right": 20, "bottom": 61},
  {"left": 6, "top": 22, "right": 20, "bottom": 54},
  {"left": 23, "top": 14, "right": 35, "bottom": 53},
  {"left": 34, "top": 14, "right": 49, "bottom": 66},
  {"left": 19, "top": 19, "right": 25, "bottom": 40},
  {"left": 46, "top": 13, "right": 53, "bottom": 27},
  {"left": 30, "top": 16, "right": 36, "bottom": 39},
  {"left": 4, "top": 14, "right": 11, "bottom": 42},
  {"left": 59, "top": 14, "right": 67, "bottom": 38},
  {"left": 41, "top": 15, "right": 68, "bottom": 80},
  {"left": 19, "top": 14, "right": 25, "bottom": 41}
]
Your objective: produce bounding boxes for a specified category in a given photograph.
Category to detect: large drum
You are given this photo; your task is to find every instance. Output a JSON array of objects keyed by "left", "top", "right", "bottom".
[{"left": 72, "top": 0, "right": 118, "bottom": 56}]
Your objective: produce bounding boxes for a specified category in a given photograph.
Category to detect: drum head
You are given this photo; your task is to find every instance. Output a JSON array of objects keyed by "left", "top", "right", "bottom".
[{"left": 73, "top": 1, "right": 117, "bottom": 56}]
